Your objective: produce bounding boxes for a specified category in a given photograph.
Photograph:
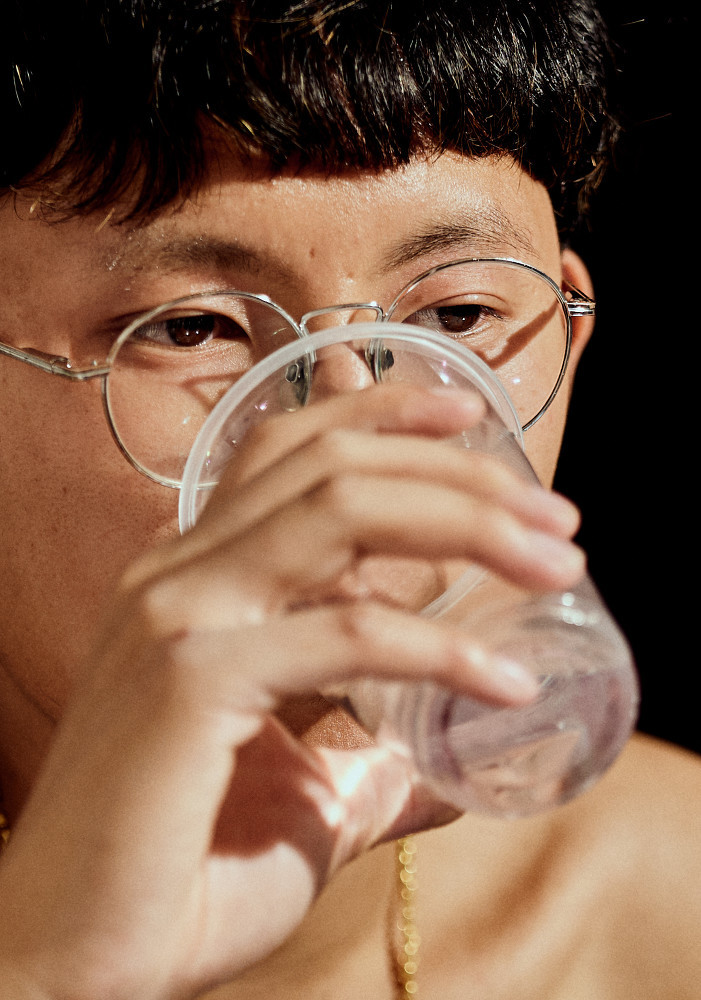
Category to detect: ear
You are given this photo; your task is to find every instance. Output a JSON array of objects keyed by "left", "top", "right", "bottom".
[{"left": 560, "top": 248, "right": 595, "bottom": 367}]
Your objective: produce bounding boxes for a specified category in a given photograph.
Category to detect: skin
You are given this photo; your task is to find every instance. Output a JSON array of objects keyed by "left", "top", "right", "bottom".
[{"left": 0, "top": 151, "right": 699, "bottom": 1000}]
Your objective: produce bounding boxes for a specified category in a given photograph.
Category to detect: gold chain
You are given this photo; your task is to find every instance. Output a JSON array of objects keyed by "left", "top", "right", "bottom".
[
  {"left": 0, "top": 808, "right": 9, "bottom": 853},
  {"left": 393, "top": 835, "right": 420, "bottom": 997}
]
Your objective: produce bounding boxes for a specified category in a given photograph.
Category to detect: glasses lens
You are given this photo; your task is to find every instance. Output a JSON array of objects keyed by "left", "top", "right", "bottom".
[
  {"left": 105, "top": 292, "right": 301, "bottom": 485},
  {"left": 387, "top": 260, "right": 570, "bottom": 429}
]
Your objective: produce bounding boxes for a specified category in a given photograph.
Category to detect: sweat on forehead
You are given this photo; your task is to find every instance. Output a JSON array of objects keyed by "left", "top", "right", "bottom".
[{"left": 84, "top": 153, "right": 546, "bottom": 285}]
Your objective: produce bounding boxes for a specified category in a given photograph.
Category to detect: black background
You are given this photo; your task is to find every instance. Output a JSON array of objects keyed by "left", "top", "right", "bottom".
[{"left": 554, "top": 3, "right": 697, "bottom": 755}]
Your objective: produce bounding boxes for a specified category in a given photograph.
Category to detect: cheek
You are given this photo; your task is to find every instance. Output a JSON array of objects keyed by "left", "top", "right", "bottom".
[
  {"left": 520, "top": 383, "right": 570, "bottom": 487},
  {"left": 0, "top": 368, "right": 179, "bottom": 714}
]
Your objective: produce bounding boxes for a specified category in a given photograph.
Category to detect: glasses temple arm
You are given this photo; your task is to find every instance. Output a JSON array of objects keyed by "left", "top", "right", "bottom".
[
  {"left": 563, "top": 283, "right": 596, "bottom": 317},
  {"left": 0, "top": 343, "right": 109, "bottom": 379}
]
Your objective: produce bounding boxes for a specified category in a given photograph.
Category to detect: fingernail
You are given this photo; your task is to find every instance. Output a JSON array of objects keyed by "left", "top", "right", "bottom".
[
  {"left": 530, "top": 531, "right": 585, "bottom": 572},
  {"left": 538, "top": 491, "right": 581, "bottom": 535},
  {"left": 462, "top": 641, "right": 540, "bottom": 702},
  {"left": 490, "top": 655, "right": 540, "bottom": 700},
  {"left": 428, "top": 387, "right": 485, "bottom": 414}
]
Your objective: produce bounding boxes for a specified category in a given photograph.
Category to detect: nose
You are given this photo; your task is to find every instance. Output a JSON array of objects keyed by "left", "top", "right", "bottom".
[
  {"left": 300, "top": 304, "right": 384, "bottom": 401},
  {"left": 309, "top": 340, "right": 376, "bottom": 400}
]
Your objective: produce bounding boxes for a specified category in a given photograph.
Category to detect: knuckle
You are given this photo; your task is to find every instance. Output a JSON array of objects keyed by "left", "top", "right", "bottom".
[
  {"left": 160, "top": 630, "right": 202, "bottom": 691},
  {"left": 105, "top": 580, "right": 204, "bottom": 705},
  {"left": 237, "top": 417, "right": 282, "bottom": 456},
  {"left": 310, "top": 472, "right": 363, "bottom": 522},
  {"left": 331, "top": 601, "right": 383, "bottom": 651},
  {"left": 144, "top": 628, "right": 210, "bottom": 715},
  {"left": 129, "top": 573, "right": 192, "bottom": 641},
  {"left": 466, "top": 503, "right": 521, "bottom": 555},
  {"left": 491, "top": 509, "right": 527, "bottom": 549},
  {"left": 309, "top": 428, "right": 358, "bottom": 472},
  {"left": 464, "top": 451, "right": 518, "bottom": 493},
  {"left": 387, "top": 383, "right": 430, "bottom": 423}
]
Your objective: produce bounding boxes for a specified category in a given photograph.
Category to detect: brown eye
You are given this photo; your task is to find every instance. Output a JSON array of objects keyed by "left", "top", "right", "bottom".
[
  {"left": 164, "top": 314, "right": 217, "bottom": 346},
  {"left": 134, "top": 313, "right": 247, "bottom": 348},
  {"left": 405, "top": 303, "right": 489, "bottom": 338},
  {"left": 434, "top": 305, "right": 482, "bottom": 335}
]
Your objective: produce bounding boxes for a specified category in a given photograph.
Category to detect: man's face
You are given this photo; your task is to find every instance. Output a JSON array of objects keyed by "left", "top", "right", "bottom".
[{"left": 0, "top": 151, "right": 589, "bottom": 792}]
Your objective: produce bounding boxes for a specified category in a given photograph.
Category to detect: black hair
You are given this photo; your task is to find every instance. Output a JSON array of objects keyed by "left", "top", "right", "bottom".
[{"left": 1, "top": 0, "right": 618, "bottom": 234}]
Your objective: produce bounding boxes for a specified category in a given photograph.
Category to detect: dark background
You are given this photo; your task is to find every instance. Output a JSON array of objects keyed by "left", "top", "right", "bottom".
[{"left": 554, "top": 3, "right": 697, "bottom": 754}]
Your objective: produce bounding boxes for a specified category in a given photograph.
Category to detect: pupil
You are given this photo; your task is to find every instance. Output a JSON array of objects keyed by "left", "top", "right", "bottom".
[
  {"left": 167, "top": 314, "right": 216, "bottom": 346},
  {"left": 437, "top": 306, "right": 480, "bottom": 334}
]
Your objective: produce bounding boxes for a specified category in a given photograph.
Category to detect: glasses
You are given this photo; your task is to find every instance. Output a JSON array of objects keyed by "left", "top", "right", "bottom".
[{"left": 0, "top": 257, "right": 594, "bottom": 488}]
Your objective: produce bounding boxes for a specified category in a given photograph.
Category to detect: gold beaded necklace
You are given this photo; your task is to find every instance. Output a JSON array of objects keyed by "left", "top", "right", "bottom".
[
  {"left": 392, "top": 836, "right": 420, "bottom": 997},
  {"left": 0, "top": 807, "right": 9, "bottom": 852}
]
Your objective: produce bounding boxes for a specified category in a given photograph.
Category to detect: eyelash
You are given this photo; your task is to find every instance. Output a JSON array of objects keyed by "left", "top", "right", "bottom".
[
  {"left": 133, "top": 313, "right": 248, "bottom": 348},
  {"left": 404, "top": 303, "right": 500, "bottom": 339}
]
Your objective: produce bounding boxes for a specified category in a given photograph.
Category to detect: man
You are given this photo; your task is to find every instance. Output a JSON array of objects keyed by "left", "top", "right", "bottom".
[{"left": 1, "top": 3, "right": 699, "bottom": 998}]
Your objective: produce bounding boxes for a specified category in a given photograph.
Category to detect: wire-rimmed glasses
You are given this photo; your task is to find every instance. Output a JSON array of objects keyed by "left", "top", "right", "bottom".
[{"left": 0, "top": 257, "right": 594, "bottom": 487}]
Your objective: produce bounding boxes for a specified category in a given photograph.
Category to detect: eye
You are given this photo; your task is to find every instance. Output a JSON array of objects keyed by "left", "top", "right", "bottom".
[
  {"left": 404, "top": 303, "right": 496, "bottom": 339},
  {"left": 134, "top": 312, "right": 247, "bottom": 348}
]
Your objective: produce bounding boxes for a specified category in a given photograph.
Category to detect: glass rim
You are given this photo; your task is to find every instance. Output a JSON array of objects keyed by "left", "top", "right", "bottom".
[{"left": 178, "top": 321, "right": 526, "bottom": 528}]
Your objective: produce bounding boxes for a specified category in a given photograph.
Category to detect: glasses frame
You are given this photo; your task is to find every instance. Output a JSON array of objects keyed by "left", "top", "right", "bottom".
[{"left": 0, "top": 257, "right": 594, "bottom": 487}]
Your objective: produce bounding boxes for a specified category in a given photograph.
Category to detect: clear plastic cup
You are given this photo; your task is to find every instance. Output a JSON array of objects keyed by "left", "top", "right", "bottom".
[{"left": 179, "top": 324, "right": 639, "bottom": 817}]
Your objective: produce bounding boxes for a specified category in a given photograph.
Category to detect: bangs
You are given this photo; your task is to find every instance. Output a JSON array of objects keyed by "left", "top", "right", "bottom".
[{"left": 3, "top": 1, "right": 617, "bottom": 233}]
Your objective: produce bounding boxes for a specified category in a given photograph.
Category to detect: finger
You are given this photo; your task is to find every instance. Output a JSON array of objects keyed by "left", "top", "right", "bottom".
[
  {"left": 220, "top": 383, "right": 487, "bottom": 484},
  {"left": 175, "top": 472, "right": 584, "bottom": 618},
  {"left": 195, "top": 426, "right": 580, "bottom": 546},
  {"left": 169, "top": 601, "right": 540, "bottom": 709}
]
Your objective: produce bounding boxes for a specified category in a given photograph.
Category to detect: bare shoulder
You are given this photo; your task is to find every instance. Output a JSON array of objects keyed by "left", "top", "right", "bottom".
[
  {"left": 574, "top": 733, "right": 701, "bottom": 997},
  {"left": 419, "top": 734, "right": 701, "bottom": 1000},
  {"left": 587, "top": 732, "right": 701, "bottom": 848},
  {"left": 571, "top": 733, "right": 701, "bottom": 899}
]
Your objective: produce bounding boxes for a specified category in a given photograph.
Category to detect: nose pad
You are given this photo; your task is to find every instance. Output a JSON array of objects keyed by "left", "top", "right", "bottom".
[
  {"left": 281, "top": 357, "right": 313, "bottom": 409},
  {"left": 364, "top": 340, "right": 395, "bottom": 381}
]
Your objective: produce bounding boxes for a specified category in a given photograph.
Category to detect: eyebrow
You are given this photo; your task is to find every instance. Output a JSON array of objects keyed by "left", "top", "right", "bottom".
[
  {"left": 158, "top": 236, "right": 281, "bottom": 274},
  {"left": 380, "top": 208, "right": 539, "bottom": 271},
  {"left": 104, "top": 206, "right": 538, "bottom": 278},
  {"left": 103, "top": 233, "right": 296, "bottom": 283}
]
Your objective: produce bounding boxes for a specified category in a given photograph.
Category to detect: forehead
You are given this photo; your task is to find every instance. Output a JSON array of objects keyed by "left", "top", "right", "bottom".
[
  {"left": 107, "top": 152, "right": 555, "bottom": 269},
  {"left": 1, "top": 153, "right": 560, "bottom": 332}
]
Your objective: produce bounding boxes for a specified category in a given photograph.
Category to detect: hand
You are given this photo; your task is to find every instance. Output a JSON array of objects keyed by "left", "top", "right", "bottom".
[{"left": 0, "top": 385, "right": 583, "bottom": 1000}]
